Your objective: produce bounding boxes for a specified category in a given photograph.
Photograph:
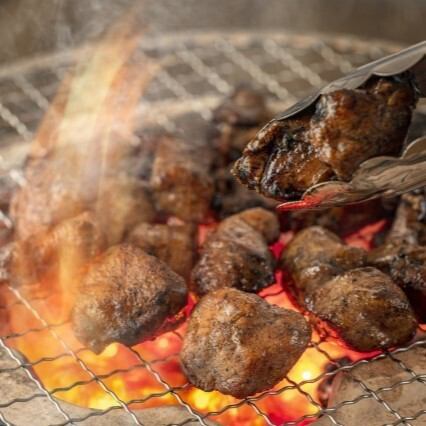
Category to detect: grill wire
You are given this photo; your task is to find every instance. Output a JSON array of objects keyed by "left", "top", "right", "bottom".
[{"left": 0, "top": 31, "right": 425, "bottom": 426}]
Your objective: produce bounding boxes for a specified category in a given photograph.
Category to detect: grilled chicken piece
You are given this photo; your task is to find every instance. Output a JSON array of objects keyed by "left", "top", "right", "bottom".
[
  {"left": 150, "top": 135, "right": 214, "bottom": 222},
  {"left": 211, "top": 166, "right": 277, "bottom": 219},
  {"left": 209, "top": 85, "right": 271, "bottom": 167},
  {"left": 232, "top": 76, "right": 417, "bottom": 201},
  {"left": 180, "top": 288, "right": 311, "bottom": 398},
  {"left": 309, "top": 76, "right": 417, "bottom": 180},
  {"left": 309, "top": 267, "right": 417, "bottom": 351},
  {"left": 0, "top": 212, "right": 106, "bottom": 289},
  {"left": 233, "top": 118, "right": 333, "bottom": 201},
  {"left": 94, "top": 176, "right": 155, "bottom": 245},
  {"left": 281, "top": 226, "right": 366, "bottom": 302},
  {"left": 368, "top": 243, "right": 426, "bottom": 322},
  {"left": 368, "top": 189, "right": 426, "bottom": 321},
  {"left": 127, "top": 223, "right": 197, "bottom": 280},
  {"left": 10, "top": 151, "right": 87, "bottom": 240},
  {"left": 72, "top": 244, "right": 188, "bottom": 353},
  {"left": 11, "top": 142, "right": 156, "bottom": 241},
  {"left": 191, "top": 209, "right": 278, "bottom": 297}
]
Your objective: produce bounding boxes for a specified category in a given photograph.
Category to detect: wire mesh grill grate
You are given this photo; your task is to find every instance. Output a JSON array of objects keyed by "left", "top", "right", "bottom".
[{"left": 0, "top": 31, "right": 424, "bottom": 426}]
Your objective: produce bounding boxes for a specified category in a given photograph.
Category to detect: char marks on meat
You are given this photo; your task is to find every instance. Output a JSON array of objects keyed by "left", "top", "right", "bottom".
[
  {"left": 150, "top": 135, "right": 214, "bottom": 222},
  {"left": 180, "top": 288, "right": 311, "bottom": 398},
  {"left": 309, "top": 267, "right": 417, "bottom": 351},
  {"left": 281, "top": 226, "right": 417, "bottom": 351},
  {"left": 72, "top": 244, "right": 188, "bottom": 353},
  {"left": 232, "top": 75, "right": 417, "bottom": 201},
  {"left": 191, "top": 208, "right": 278, "bottom": 297}
]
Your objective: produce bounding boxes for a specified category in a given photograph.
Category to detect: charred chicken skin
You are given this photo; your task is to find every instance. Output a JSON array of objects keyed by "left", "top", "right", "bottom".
[
  {"left": 281, "top": 226, "right": 417, "bottom": 351},
  {"left": 191, "top": 208, "right": 278, "bottom": 297},
  {"left": 368, "top": 189, "right": 426, "bottom": 321},
  {"left": 72, "top": 244, "right": 188, "bottom": 353},
  {"left": 232, "top": 75, "right": 417, "bottom": 201},
  {"left": 180, "top": 288, "right": 311, "bottom": 398}
]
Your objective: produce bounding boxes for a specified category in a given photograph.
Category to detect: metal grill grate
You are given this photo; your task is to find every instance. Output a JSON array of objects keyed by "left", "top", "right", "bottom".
[{"left": 0, "top": 31, "right": 425, "bottom": 426}]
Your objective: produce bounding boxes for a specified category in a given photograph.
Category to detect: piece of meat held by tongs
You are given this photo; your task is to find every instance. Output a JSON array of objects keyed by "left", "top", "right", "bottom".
[{"left": 232, "top": 41, "right": 426, "bottom": 210}]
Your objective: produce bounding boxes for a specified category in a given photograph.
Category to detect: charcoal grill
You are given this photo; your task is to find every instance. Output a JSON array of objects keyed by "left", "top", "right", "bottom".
[{"left": 0, "top": 31, "right": 425, "bottom": 426}]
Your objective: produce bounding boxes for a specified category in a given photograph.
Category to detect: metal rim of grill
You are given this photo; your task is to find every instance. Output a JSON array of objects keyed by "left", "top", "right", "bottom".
[{"left": 0, "top": 30, "right": 425, "bottom": 426}]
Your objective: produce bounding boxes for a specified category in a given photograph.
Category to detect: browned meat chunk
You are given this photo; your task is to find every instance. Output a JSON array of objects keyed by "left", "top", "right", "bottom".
[
  {"left": 281, "top": 226, "right": 366, "bottom": 302},
  {"left": 209, "top": 86, "right": 271, "bottom": 167},
  {"left": 191, "top": 209, "right": 278, "bottom": 297},
  {"left": 309, "top": 267, "right": 417, "bottom": 351},
  {"left": 10, "top": 151, "right": 87, "bottom": 240},
  {"left": 127, "top": 223, "right": 197, "bottom": 280},
  {"left": 72, "top": 244, "right": 188, "bottom": 353},
  {"left": 233, "top": 118, "right": 333, "bottom": 201},
  {"left": 232, "top": 76, "right": 417, "bottom": 201},
  {"left": 368, "top": 243, "right": 426, "bottom": 322},
  {"left": 368, "top": 189, "right": 426, "bottom": 321},
  {"left": 0, "top": 212, "right": 106, "bottom": 289},
  {"left": 11, "top": 142, "right": 156, "bottom": 241},
  {"left": 180, "top": 288, "right": 311, "bottom": 398},
  {"left": 150, "top": 135, "right": 214, "bottom": 222},
  {"left": 309, "top": 76, "right": 417, "bottom": 180},
  {"left": 211, "top": 166, "right": 277, "bottom": 219},
  {"left": 94, "top": 176, "right": 155, "bottom": 245}
]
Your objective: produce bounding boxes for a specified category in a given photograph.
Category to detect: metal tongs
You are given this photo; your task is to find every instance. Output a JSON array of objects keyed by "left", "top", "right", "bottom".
[{"left": 277, "top": 40, "right": 426, "bottom": 211}]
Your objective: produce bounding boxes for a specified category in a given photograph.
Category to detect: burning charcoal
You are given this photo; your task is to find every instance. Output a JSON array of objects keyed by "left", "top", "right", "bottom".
[
  {"left": 180, "top": 288, "right": 311, "bottom": 398},
  {"left": 232, "top": 76, "right": 417, "bottom": 201},
  {"left": 127, "top": 223, "right": 197, "bottom": 280},
  {"left": 0, "top": 212, "right": 106, "bottom": 289},
  {"left": 72, "top": 244, "right": 188, "bottom": 353},
  {"left": 211, "top": 166, "right": 278, "bottom": 219},
  {"left": 191, "top": 208, "right": 277, "bottom": 297},
  {"left": 94, "top": 176, "right": 156, "bottom": 245},
  {"left": 150, "top": 135, "right": 214, "bottom": 222},
  {"left": 309, "top": 267, "right": 417, "bottom": 351},
  {"left": 315, "top": 345, "right": 426, "bottom": 426},
  {"left": 280, "top": 226, "right": 366, "bottom": 303},
  {"left": 209, "top": 85, "right": 271, "bottom": 167}
]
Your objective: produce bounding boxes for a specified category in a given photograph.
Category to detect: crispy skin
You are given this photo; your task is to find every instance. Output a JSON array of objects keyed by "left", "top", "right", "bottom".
[
  {"left": 281, "top": 226, "right": 366, "bottom": 301},
  {"left": 210, "top": 86, "right": 271, "bottom": 167},
  {"left": 211, "top": 166, "right": 277, "bottom": 219},
  {"left": 368, "top": 243, "right": 426, "bottom": 322},
  {"left": 127, "top": 223, "right": 197, "bottom": 280},
  {"left": 233, "top": 119, "right": 333, "bottom": 200},
  {"left": 310, "top": 77, "right": 417, "bottom": 180},
  {"left": 72, "top": 244, "right": 188, "bottom": 353},
  {"left": 309, "top": 268, "right": 417, "bottom": 351},
  {"left": 0, "top": 212, "right": 106, "bottom": 289},
  {"left": 150, "top": 135, "right": 214, "bottom": 222},
  {"left": 180, "top": 288, "right": 311, "bottom": 398},
  {"left": 191, "top": 210, "right": 276, "bottom": 297},
  {"left": 232, "top": 76, "right": 417, "bottom": 201}
]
